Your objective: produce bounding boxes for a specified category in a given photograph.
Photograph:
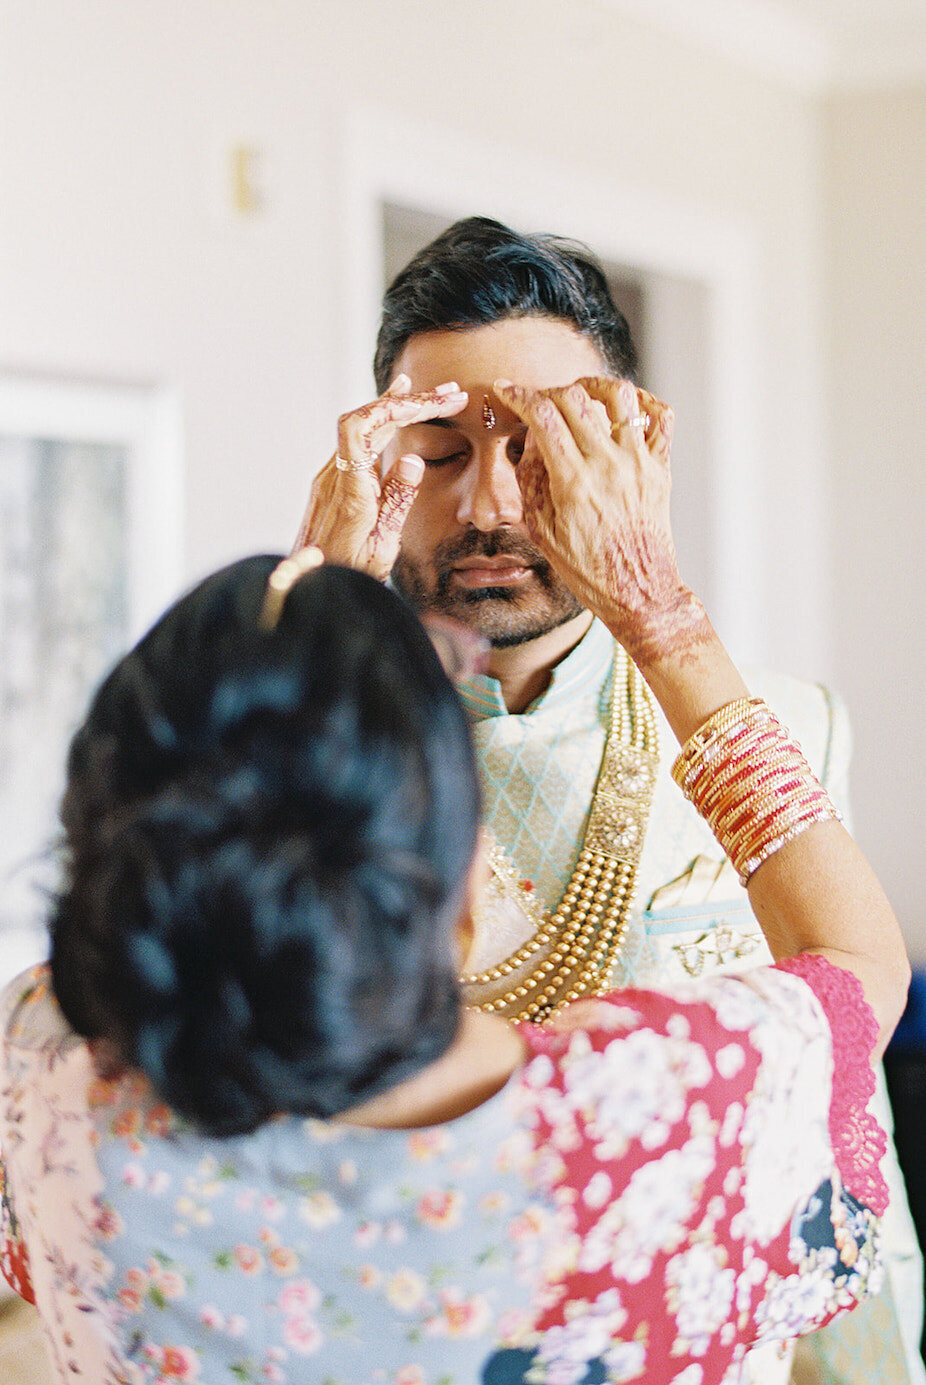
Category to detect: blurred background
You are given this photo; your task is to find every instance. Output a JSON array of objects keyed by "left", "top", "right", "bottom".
[{"left": 1, "top": 0, "right": 924, "bottom": 980}]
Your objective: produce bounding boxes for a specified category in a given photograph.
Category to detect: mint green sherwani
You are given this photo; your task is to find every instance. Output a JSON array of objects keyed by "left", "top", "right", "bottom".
[{"left": 459, "top": 617, "right": 923, "bottom": 1385}]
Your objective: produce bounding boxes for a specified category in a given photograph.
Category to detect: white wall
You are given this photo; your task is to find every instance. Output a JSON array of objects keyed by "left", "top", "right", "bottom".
[
  {"left": 825, "top": 87, "right": 926, "bottom": 963},
  {"left": 0, "top": 0, "right": 827, "bottom": 637},
  {"left": 1, "top": 0, "right": 922, "bottom": 960}
]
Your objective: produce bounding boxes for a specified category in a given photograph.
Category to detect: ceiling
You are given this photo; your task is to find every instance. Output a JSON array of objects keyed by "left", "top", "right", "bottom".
[{"left": 603, "top": 0, "right": 926, "bottom": 89}]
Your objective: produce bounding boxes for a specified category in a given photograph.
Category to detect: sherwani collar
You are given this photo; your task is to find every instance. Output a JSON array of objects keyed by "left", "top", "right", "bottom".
[{"left": 456, "top": 618, "right": 614, "bottom": 721}]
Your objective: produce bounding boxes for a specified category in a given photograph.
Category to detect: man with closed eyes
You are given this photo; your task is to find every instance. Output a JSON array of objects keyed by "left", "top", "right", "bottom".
[{"left": 296, "top": 215, "right": 924, "bottom": 1385}]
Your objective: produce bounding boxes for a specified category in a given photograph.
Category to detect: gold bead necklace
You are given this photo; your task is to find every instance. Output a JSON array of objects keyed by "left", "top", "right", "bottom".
[{"left": 460, "top": 645, "right": 658, "bottom": 1023}]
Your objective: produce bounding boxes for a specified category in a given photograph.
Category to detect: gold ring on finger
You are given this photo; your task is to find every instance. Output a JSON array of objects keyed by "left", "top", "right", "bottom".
[
  {"left": 335, "top": 454, "right": 378, "bottom": 472},
  {"left": 611, "top": 413, "right": 650, "bottom": 436}
]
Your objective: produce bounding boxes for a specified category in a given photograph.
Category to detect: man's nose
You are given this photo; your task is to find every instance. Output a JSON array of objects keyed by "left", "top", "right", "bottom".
[{"left": 455, "top": 441, "right": 524, "bottom": 531}]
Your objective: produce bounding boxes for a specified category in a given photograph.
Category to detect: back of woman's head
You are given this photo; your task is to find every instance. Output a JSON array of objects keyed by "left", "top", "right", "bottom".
[{"left": 50, "top": 557, "right": 479, "bottom": 1137}]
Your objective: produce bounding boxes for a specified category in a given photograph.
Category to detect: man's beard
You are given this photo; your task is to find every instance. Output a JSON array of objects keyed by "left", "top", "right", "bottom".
[{"left": 391, "top": 530, "right": 585, "bottom": 648}]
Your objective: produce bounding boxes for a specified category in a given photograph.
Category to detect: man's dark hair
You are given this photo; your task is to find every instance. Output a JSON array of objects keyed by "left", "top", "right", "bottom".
[
  {"left": 374, "top": 215, "right": 638, "bottom": 392},
  {"left": 50, "top": 558, "right": 479, "bottom": 1137}
]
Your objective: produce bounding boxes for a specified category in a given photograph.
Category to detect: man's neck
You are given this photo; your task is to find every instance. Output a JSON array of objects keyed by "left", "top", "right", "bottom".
[{"left": 486, "top": 611, "right": 593, "bottom": 713}]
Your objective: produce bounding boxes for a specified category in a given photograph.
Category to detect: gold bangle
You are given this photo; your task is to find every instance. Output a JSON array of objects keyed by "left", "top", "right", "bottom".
[
  {"left": 721, "top": 773, "right": 825, "bottom": 849},
  {"left": 728, "top": 785, "right": 836, "bottom": 879},
  {"left": 672, "top": 699, "right": 840, "bottom": 885},
  {"left": 698, "top": 748, "right": 793, "bottom": 816},
  {"left": 738, "top": 803, "right": 841, "bottom": 885},
  {"left": 671, "top": 697, "right": 767, "bottom": 787}
]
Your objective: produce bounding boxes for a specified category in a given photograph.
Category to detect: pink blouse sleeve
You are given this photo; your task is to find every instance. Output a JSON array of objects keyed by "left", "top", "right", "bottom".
[{"left": 775, "top": 954, "right": 888, "bottom": 1215}]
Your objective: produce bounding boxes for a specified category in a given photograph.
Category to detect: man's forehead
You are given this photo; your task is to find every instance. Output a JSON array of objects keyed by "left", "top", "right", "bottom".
[{"left": 393, "top": 318, "right": 610, "bottom": 391}]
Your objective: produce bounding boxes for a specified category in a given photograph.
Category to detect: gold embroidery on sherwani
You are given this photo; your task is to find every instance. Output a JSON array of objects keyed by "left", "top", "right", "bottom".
[{"left": 462, "top": 644, "right": 658, "bottom": 1022}]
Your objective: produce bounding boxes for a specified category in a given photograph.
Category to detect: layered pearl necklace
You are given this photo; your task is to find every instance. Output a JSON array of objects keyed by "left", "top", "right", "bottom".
[{"left": 461, "top": 645, "right": 658, "bottom": 1022}]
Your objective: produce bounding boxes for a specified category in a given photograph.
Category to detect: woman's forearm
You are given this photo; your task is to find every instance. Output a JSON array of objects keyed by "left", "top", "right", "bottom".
[
  {"left": 490, "top": 367, "right": 910, "bottom": 1060},
  {"left": 624, "top": 609, "right": 910, "bottom": 1059},
  {"left": 743, "top": 823, "right": 909, "bottom": 1060}
]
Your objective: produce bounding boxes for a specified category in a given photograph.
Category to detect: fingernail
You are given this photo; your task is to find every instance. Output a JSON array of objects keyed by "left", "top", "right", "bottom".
[
  {"left": 620, "top": 382, "right": 637, "bottom": 411},
  {"left": 494, "top": 377, "right": 514, "bottom": 390},
  {"left": 388, "top": 373, "right": 411, "bottom": 391},
  {"left": 435, "top": 381, "right": 461, "bottom": 395},
  {"left": 396, "top": 454, "right": 424, "bottom": 484}
]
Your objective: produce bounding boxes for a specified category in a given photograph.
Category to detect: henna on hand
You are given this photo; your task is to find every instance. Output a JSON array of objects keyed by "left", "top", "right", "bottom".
[
  {"left": 292, "top": 385, "right": 465, "bottom": 574},
  {"left": 600, "top": 533, "right": 712, "bottom": 666},
  {"left": 372, "top": 481, "right": 417, "bottom": 539},
  {"left": 366, "top": 460, "right": 425, "bottom": 576},
  {"left": 496, "top": 376, "right": 710, "bottom": 665}
]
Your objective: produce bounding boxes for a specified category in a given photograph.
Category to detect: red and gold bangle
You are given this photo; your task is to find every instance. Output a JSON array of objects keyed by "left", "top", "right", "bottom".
[
  {"left": 671, "top": 697, "right": 767, "bottom": 788},
  {"left": 671, "top": 697, "right": 841, "bottom": 885}
]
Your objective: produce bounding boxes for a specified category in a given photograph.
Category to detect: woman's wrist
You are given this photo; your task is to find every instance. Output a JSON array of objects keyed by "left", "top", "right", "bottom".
[
  {"left": 604, "top": 595, "right": 750, "bottom": 744},
  {"left": 671, "top": 698, "right": 841, "bottom": 886},
  {"left": 608, "top": 586, "right": 713, "bottom": 671}
]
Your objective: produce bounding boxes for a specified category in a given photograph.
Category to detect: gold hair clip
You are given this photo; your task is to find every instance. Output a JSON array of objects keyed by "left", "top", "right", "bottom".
[{"left": 259, "top": 546, "right": 325, "bottom": 631}]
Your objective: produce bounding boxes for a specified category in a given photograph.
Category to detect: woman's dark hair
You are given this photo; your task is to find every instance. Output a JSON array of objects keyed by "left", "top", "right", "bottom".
[
  {"left": 373, "top": 215, "right": 638, "bottom": 392},
  {"left": 50, "top": 558, "right": 480, "bottom": 1138}
]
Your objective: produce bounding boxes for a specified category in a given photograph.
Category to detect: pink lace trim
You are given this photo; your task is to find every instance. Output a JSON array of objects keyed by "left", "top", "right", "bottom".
[{"left": 776, "top": 955, "right": 888, "bottom": 1215}]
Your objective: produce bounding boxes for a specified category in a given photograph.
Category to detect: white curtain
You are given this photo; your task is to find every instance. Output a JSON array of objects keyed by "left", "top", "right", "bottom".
[{"left": 0, "top": 434, "right": 128, "bottom": 985}]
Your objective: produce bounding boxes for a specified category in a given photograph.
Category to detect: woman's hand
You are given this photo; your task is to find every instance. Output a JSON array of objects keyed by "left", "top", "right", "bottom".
[
  {"left": 293, "top": 376, "right": 467, "bottom": 581},
  {"left": 494, "top": 376, "right": 709, "bottom": 670},
  {"left": 498, "top": 380, "right": 911, "bottom": 1059}
]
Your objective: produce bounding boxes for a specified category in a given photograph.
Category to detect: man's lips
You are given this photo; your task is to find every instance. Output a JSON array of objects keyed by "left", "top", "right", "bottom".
[{"left": 450, "top": 557, "right": 534, "bottom": 589}]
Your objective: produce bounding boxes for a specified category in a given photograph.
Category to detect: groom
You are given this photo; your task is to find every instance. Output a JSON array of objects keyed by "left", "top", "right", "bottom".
[{"left": 302, "top": 215, "right": 923, "bottom": 1385}]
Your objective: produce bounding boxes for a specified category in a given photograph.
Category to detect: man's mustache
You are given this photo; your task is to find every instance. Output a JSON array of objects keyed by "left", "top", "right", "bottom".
[
  {"left": 431, "top": 529, "right": 562, "bottom": 604},
  {"left": 432, "top": 529, "right": 546, "bottom": 570}
]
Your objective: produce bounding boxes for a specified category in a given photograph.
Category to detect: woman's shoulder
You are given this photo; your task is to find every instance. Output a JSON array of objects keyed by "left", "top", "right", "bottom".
[
  {"left": 522, "top": 964, "right": 832, "bottom": 1055},
  {"left": 512, "top": 969, "right": 836, "bottom": 1164}
]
